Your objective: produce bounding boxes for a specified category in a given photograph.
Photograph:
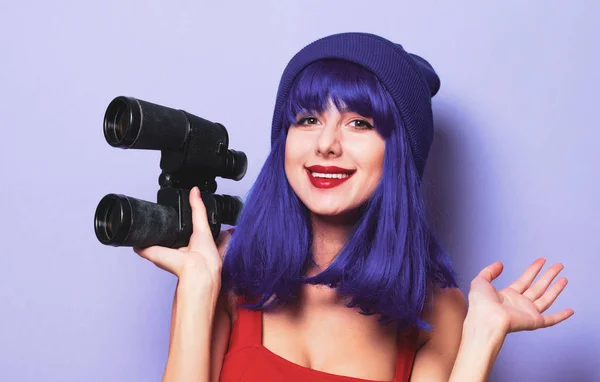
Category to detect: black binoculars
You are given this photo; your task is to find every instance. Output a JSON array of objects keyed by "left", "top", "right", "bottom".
[{"left": 94, "top": 96, "right": 247, "bottom": 248}]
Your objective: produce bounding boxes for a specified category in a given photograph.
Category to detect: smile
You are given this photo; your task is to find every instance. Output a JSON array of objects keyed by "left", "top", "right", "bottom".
[
  {"left": 309, "top": 172, "right": 351, "bottom": 179},
  {"left": 305, "top": 165, "right": 355, "bottom": 189}
]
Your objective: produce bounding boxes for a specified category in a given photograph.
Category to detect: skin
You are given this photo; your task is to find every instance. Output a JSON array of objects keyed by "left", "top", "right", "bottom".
[
  {"left": 284, "top": 98, "right": 385, "bottom": 269},
  {"left": 133, "top": 99, "right": 574, "bottom": 382},
  {"left": 284, "top": 99, "right": 384, "bottom": 219}
]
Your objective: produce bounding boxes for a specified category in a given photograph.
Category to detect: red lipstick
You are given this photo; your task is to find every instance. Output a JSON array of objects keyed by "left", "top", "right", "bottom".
[{"left": 305, "top": 165, "right": 355, "bottom": 189}]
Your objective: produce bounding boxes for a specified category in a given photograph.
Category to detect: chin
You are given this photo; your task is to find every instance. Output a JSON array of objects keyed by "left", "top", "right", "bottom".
[
  {"left": 307, "top": 205, "right": 345, "bottom": 216},
  {"left": 303, "top": 200, "right": 363, "bottom": 219}
]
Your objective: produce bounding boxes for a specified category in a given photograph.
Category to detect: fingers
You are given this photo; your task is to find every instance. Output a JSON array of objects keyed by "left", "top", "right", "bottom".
[
  {"left": 523, "top": 262, "right": 564, "bottom": 301},
  {"left": 188, "top": 186, "right": 212, "bottom": 252},
  {"left": 507, "top": 258, "right": 546, "bottom": 294},
  {"left": 476, "top": 261, "right": 504, "bottom": 283},
  {"left": 518, "top": 260, "right": 573, "bottom": 329},
  {"left": 534, "top": 277, "right": 569, "bottom": 313},
  {"left": 541, "top": 308, "right": 575, "bottom": 328},
  {"left": 133, "top": 246, "right": 180, "bottom": 274},
  {"left": 131, "top": 187, "right": 219, "bottom": 277}
]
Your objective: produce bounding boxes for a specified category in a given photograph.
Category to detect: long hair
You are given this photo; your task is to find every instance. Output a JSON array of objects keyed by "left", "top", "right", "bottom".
[{"left": 222, "top": 59, "right": 457, "bottom": 331}]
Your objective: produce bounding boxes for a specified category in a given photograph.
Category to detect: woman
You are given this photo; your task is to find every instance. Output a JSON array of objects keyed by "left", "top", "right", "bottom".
[{"left": 134, "top": 32, "right": 574, "bottom": 382}]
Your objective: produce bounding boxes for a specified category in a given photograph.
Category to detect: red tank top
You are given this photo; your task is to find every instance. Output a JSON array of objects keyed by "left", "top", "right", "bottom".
[{"left": 219, "top": 297, "right": 418, "bottom": 382}]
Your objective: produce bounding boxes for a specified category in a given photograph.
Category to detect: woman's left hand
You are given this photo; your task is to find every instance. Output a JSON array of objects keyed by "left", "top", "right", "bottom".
[{"left": 467, "top": 258, "right": 574, "bottom": 334}]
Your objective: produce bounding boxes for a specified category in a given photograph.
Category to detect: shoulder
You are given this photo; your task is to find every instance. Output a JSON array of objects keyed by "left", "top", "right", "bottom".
[
  {"left": 426, "top": 285, "right": 467, "bottom": 323},
  {"left": 411, "top": 285, "right": 467, "bottom": 379},
  {"left": 417, "top": 285, "right": 467, "bottom": 346}
]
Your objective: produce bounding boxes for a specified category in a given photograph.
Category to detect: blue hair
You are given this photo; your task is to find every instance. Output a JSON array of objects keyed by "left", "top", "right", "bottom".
[{"left": 222, "top": 59, "right": 457, "bottom": 331}]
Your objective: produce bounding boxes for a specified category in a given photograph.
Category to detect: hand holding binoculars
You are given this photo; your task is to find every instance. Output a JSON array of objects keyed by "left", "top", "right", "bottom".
[{"left": 93, "top": 96, "right": 247, "bottom": 249}]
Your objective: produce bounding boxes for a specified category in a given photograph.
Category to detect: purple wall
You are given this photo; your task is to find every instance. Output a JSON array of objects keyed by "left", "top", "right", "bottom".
[{"left": 1, "top": 1, "right": 597, "bottom": 381}]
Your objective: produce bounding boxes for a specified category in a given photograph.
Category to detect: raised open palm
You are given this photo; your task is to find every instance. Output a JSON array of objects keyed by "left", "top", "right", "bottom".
[{"left": 467, "top": 258, "right": 574, "bottom": 334}]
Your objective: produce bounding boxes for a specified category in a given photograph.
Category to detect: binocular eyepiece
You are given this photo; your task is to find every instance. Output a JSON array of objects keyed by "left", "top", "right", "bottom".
[{"left": 94, "top": 96, "right": 247, "bottom": 249}]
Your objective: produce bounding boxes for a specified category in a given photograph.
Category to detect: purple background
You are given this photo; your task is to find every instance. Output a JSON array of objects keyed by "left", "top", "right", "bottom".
[{"left": 1, "top": 1, "right": 597, "bottom": 381}]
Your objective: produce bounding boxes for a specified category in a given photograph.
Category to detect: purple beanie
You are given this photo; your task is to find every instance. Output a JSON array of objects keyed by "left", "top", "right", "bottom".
[{"left": 270, "top": 32, "right": 441, "bottom": 178}]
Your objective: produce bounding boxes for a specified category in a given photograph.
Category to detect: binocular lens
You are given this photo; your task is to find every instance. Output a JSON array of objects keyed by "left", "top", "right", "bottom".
[
  {"left": 113, "top": 104, "right": 131, "bottom": 142},
  {"left": 94, "top": 194, "right": 132, "bottom": 246},
  {"left": 104, "top": 98, "right": 140, "bottom": 148},
  {"left": 105, "top": 203, "right": 121, "bottom": 239}
]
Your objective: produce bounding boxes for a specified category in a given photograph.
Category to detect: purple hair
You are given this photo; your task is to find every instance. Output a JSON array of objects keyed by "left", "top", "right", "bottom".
[{"left": 222, "top": 59, "right": 457, "bottom": 331}]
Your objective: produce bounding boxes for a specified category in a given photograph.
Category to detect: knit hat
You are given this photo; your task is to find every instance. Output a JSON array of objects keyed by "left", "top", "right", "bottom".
[{"left": 270, "top": 32, "right": 441, "bottom": 178}]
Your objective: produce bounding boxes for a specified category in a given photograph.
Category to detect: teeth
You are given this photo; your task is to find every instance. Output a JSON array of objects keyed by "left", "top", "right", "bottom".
[{"left": 310, "top": 172, "right": 351, "bottom": 179}]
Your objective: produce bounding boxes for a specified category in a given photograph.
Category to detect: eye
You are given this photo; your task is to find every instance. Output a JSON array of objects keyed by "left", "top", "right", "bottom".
[
  {"left": 349, "top": 119, "right": 374, "bottom": 130},
  {"left": 295, "top": 116, "right": 319, "bottom": 126}
]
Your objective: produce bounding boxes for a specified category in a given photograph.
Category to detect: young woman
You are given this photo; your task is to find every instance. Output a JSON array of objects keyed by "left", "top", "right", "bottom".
[{"left": 134, "top": 32, "right": 574, "bottom": 382}]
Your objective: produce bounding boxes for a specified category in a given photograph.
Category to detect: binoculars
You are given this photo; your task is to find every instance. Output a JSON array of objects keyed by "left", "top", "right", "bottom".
[{"left": 93, "top": 96, "right": 247, "bottom": 248}]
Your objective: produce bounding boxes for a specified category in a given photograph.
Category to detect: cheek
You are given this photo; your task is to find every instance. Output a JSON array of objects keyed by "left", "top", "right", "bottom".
[
  {"left": 372, "top": 144, "right": 385, "bottom": 177},
  {"left": 284, "top": 135, "right": 295, "bottom": 173},
  {"left": 367, "top": 152, "right": 385, "bottom": 189},
  {"left": 353, "top": 137, "right": 386, "bottom": 178},
  {"left": 284, "top": 130, "right": 306, "bottom": 176}
]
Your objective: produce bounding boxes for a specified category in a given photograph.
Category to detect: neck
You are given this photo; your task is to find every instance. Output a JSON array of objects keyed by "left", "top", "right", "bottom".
[{"left": 308, "top": 210, "right": 359, "bottom": 274}]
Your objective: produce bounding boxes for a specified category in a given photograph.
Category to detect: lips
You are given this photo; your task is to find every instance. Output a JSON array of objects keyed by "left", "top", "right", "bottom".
[{"left": 305, "top": 165, "right": 355, "bottom": 189}]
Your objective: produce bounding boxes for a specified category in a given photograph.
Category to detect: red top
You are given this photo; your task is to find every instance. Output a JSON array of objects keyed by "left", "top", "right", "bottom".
[{"left": 219, "top": 297, "right": 418, "bottom": 382}]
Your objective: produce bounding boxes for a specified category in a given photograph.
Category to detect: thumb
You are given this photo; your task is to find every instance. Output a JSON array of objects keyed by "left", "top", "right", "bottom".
[
  {"left": 187, "top": 187, "right": 213, "bottom": 252},
  {"left": 475, "top": 261, "right": 504, "bottom": 283}
]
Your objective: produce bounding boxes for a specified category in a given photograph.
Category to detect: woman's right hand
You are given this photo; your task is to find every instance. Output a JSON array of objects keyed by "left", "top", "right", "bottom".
[{"left": 133, "top": 186, "right": 231, "bottom": 290}]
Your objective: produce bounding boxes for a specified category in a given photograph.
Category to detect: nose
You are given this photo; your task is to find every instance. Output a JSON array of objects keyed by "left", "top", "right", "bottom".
[{"left": 315, "top": 123, "right": 342, "bottom": 158}]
